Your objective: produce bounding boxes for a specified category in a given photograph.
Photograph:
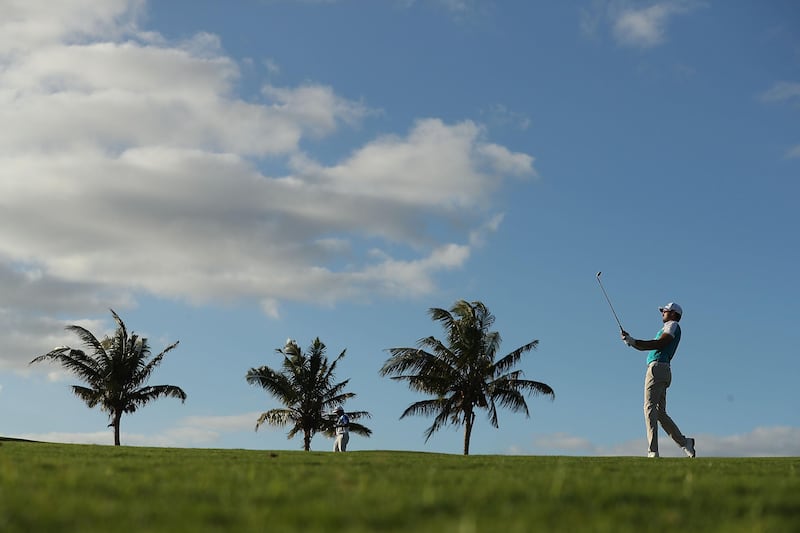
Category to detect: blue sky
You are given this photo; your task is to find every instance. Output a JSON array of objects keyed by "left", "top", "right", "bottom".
[{"left": 1, "top": 0, "right": 798, "bottom": 457}]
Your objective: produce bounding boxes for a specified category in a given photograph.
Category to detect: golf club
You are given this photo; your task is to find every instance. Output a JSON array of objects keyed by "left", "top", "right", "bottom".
[{"left": 596, "top": 271, "right": 623, "bottom": 332}]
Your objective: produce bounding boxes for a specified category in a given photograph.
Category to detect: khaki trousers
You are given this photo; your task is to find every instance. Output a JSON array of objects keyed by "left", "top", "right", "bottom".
[
  {"left": 334, "top": 433, "right": 349, "bottom": 452},
  {"left": 644, "top": 362, "right": 686, "bottom": 454}
]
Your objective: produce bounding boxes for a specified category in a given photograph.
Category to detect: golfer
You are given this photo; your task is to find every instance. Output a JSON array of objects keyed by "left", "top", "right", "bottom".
[
  {"left": 333, "top": 406, "right": 349, "bottom": 452},
  {"left": 621, "top": 302, "right": 695, "bottom": 458}
]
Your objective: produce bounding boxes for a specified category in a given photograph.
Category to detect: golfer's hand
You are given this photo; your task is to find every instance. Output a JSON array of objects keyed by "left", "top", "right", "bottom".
[{"left": 621, "top": 332, "right": 636, "bottom": 347}]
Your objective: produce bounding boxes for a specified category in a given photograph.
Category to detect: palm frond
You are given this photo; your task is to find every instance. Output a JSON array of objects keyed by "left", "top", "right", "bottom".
[
  {"left": 30, "top": 348, "right": 103, "bottom": 385},
  {"left": 400, "top": 398, "right": 450, "bottom": 420},
  {"left": 380, "top": 348, "right": 431, "bottom": 375},
  {"left": 381, "top": 347, "right": 458, "bottom": 385},
  {"left": 246, "top": 366, "right": 296, "bottom": 402},
  {"left": 343, "top": 410, "right": 371, "bottom": 420},
  {"left": 322, "top": 391, "right": 356, "bottom": 412},
  {"left": 427, "top": 307, "right": 454, "bottom": 329},
  {"left": 319, "top": 418, "right": 372, "bottom": 439},
  {"left": 508, "top": 379, "right": 555, "bottom": 399},
  {"left": 64, "top": 324, "right": 108, "bottom": 357},
  {"left": 120, "top": 385, "right": 186, "bottom": 414},
  {"left": 493, "top": 340, "right": 539, "bottom": 374},
  {"left": 137, "top": 340, "right": 179, "bottom": 384},
  {"left": 485, "top": 398, "right": 500, "bottom": 428},
  {"left": 346, "top": 422, "right": 372, "bottom": 437},
  {"left": 71, "top": 385, "right": 102, "bottom": 408},
  {"left": 255, "top": 409, "right": 295, "bottom": 431},
  {"left": 109, "top": 308, "right": 128, "bottom": 343},
  {"left": 423, "top": 406, "right": 457, "bottom": 442},
  {"left": 323, "top": 380, "right": 350, "bottom": 399},
  {"left": 489, "top": 388, "right": 529, "bottom": 416}
]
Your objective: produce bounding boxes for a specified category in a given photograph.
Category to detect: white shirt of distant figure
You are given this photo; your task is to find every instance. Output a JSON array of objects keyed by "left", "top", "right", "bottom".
[{"left": 333, "top": 407, "right": 349, "bottom": 452}]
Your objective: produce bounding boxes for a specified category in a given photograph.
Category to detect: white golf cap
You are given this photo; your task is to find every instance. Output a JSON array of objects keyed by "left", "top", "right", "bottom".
[{"left": 659, "top": 302, "right": 683, "bottom": 316}]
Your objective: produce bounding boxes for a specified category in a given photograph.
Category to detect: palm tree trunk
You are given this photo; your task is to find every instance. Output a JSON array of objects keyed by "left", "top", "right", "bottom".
[
  {"left": 463, "top": 411, "right": 475, "bottom": 455},
  {"left": 113, "top": 411, "right": 122, "bottom": 446},
  {"left": 304, "top": 430, "right": 311, "bottom": 451}
]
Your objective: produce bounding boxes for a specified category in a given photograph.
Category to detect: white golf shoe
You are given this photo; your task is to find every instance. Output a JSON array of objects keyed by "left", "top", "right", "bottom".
[
  {"left": 647, "top": 452, "right": 659, "bottom": 458},
  {"left": 683, "top": 437, "right": 696, "bottom": 458}
]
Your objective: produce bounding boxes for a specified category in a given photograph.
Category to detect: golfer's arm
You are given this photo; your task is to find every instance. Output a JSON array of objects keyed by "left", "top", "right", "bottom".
[{"left": 632, "top": 334, "right": 672, "bottom": 351}]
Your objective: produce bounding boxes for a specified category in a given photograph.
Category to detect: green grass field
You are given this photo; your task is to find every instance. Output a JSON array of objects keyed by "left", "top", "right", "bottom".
[{"left": 1, "top": 439, "right": 797, "bottom": 532}]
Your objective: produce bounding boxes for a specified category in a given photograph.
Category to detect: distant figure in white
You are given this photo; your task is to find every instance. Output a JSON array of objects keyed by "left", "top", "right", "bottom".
[{"left": 333, "top": 406, "right": 350, "bottom": 452}]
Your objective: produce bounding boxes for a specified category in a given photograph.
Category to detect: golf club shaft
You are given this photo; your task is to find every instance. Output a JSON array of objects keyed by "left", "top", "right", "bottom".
[{"left": 596, "top": 272, "right": 623, "bottom": 331}]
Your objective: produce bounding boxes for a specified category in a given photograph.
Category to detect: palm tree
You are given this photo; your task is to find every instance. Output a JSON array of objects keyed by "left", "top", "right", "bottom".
[
  {"left": 246, "top": 337, "right": 371, "bottom": 451},
  {"left": 380, "top": 300, "right": 554, "bottom": 455},
  {"left": 30, "top": 309, "right": 187, "bottom": 446}
]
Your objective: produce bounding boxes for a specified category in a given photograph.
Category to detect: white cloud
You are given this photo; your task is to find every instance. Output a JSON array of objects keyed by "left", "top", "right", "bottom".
[
  {"left": 706, "top": 426, "right": 800, "bottom": 457},
  {"left": 13, "top": 429, "right": 213, "bottom": 447},
  {"left": 180, "top": 412, "right": 264, "bottom": 432},
  {"left": 469, "top": 213, "right": 504, "bottom": 247},
  {"left": 760, "top": 82, "right": 800, "bottom": 159},
  {"left": 581, "top": 1, "right": 701, "bottom": 49},
  {"left": 15, "top": 431, "right": 115, "bottom": 445},
  {"left": 761, "top": 81, "right": 800, "bottom": 105},
  {"left": 260, "top": 0, "right": 486, "bottom": 16},
  {"left": 436, "top": 0, "right": 473, "bottom": 13},
  {"left": 0, "top": 0, "right": 143, "bottom": 52},
  {"left": 318, "top": 119, "right": 533, "bottom": 209},
  {"left": 263, "top": 57, "right": 281, "bottom": 76},
  {"left": 532, "top": 432, "right": 596, "bottom": 453},
  {"left": 531, "top": 426, "right": 800, "bottom": 457},
  {"left": 396, "top": 0, "right": 481, "bottom": 15},
  {"left": 613, "top": 3, "right": 686, "bottom": 48},
  {"left": 481, "top": 103, "right": 531, "bottom": 131},
  {"left": 14, "top": 412, "right": 266, "bottom": 447},
  {"left": 579, "top": 4, "right": 602, "bottom": 39},
  {"left": 263, "top": 83, "right": 373, "bottom": 136},
  {"left": 0, "top": 301, "right": 115, "bottom": 370},
  {"left": 478, "top": 143, "right": 535, "bottom": 176},
  {"left": 260, "top": 299, "right": 282, "bottom": 319},
  {"left": 359, "top": 243, "right": 472, "bottom": 297},
  {"left": 0, "top": 0, "right": 537, "bottom": 371}
]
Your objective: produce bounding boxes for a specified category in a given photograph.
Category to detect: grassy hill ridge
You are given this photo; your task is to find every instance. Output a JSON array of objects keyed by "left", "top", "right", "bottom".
[
  {"left": 0, "top": 436, "right": 39, "bottom": 442},
  {"left": 0, "top": 441, "right": 797, "bottom": 532}
]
